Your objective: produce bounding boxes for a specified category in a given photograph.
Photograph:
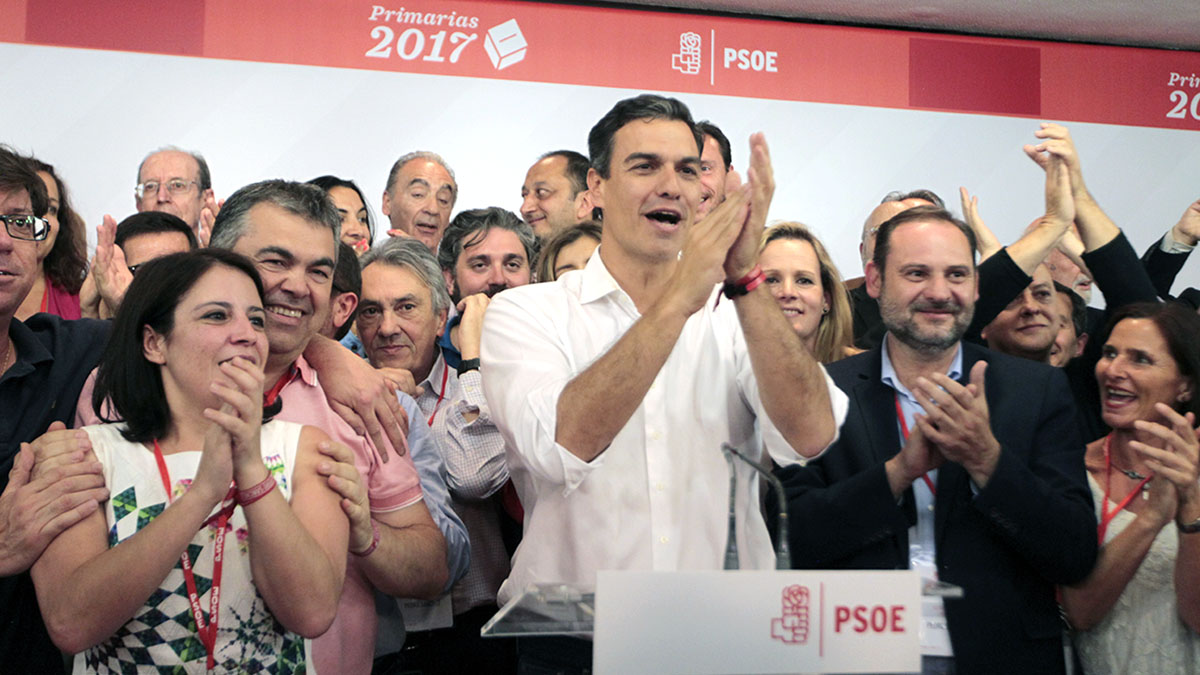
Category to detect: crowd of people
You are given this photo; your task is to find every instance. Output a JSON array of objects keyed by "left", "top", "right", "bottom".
[{"left": 2, "top": 92, "right": 1200, "bottom": 674}]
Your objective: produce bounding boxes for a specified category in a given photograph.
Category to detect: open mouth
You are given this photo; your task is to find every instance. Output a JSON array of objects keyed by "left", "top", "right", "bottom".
[
  {"left": 1103, "top": 387, "right": 1136, "bottom": 408},
  {"left": 645, "top": 210, "right": 682, "bottom": 226},
  {"left": 268, "top": 305, "right": 303, "bottom": 319}
]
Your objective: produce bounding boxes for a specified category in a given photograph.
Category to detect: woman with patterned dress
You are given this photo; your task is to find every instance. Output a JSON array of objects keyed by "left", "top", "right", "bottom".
[
  {"left": 32, "top": 249, "right": 348, "bottom": 673},
  {"left": 1061, "top": 302, "right": 1200, "bottom": 674}
]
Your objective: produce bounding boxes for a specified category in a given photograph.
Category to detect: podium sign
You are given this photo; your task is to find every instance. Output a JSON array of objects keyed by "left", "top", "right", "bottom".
[{"left": 594, "top": 570, "right": 920, "bottom": 674}]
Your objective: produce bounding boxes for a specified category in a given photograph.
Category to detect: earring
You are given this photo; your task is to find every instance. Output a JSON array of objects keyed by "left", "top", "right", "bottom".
[{"left": 822, "top": 306, "right": 829, "bottom": 314}]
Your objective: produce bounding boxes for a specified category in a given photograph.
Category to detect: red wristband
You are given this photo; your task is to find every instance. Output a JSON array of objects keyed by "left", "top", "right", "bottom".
[
  {"left": 352, "top": 519, "right": 381, "bottom": 557},
  {"left": 236, "top": 474, "right": 276, "bottom": 506},
  {"left": 722, "top": 265, "right": 766, "bottom": 299}
]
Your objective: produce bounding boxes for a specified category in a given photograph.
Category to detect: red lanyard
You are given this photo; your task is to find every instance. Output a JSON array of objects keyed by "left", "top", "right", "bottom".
[
  {"left": 426, "top": 365, "right": 450, "bottom": 427},
  {"left": 39, "top": 285, "right": 48, "bottom": 313},
  {"left": 895, "top": 394, "right": 937, "bottom": 496},
  {"left": 153, "top": 440, "right": 236, "bottom": 672},
  {"left": 1098, "top": 434, "right": 1153, "bottom": 545},
  {"left": 264, "top": 364, "right": 298, "bottom": 407}
]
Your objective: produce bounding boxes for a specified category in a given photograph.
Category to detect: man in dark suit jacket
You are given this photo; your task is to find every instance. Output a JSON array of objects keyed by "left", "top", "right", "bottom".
[{"left": 779, "top": 203, "right": 1097, "bottom": 674}]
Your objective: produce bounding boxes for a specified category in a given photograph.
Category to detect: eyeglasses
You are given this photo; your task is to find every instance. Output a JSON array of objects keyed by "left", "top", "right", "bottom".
[
  {"left": 135, "top": 179, "right": 198, "bottom": 200},
  {"left": 0, "top": 214, "right": 50, "bottom": 241}
]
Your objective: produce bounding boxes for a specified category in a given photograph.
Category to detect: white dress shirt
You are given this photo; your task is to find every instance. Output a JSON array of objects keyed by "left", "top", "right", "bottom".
[{"left": 481, "top": 249, "right": 849, "bottom": 604}]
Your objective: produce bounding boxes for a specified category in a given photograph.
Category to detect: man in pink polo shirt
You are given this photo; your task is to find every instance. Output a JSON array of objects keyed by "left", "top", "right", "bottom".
[{"left": 209, "top": 180, "right": 448, "bottom": 674}]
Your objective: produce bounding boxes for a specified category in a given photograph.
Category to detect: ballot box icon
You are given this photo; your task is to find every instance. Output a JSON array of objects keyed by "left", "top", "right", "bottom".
[{"left": 485, "top": 19, "right": 527, "bottom": 70}]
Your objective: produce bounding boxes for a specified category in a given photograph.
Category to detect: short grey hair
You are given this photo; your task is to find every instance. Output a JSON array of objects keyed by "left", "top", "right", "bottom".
[
  {"left": 437, "top": 207, "right": 537, "bottom": 275},
  {"left": 137, "top": 146, "right": 212, "bottom": 191},
  {"left": 360, "top": 237, "right": 451, "bottom": 316},
  {"left": 384, "top": 150, "right": 457, "bottom": 205},
  {"left": 209, "top": 179, "right": 341, "bottom": 259}
]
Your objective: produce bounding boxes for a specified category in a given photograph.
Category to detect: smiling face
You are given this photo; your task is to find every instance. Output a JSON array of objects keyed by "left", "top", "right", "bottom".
[
  {"left": 521, "top": 156, "right": 581, "bottom": 239},
  {"left": 143, "top": 264, "right": 268, "bottom": 410},
  {"left": 358, "top": 262, "right": 446, "bottom": 380},
  {"left": 1096, "top": 318, "right": 1194, "bottom": 429},
  {"left": 697, "top": 134, "right": 728, "bottom": 218},
  {"left": 868, "top": 219, "right": 977, "bottom": 355},
  {"left": 449, "top": 227, "right": 531, "bottom": 301},
  {"left": 590, "top": 118, "right": 702, "bottom": 266},
  {"left": 760, "top": 237, "right": 828, "bottom": 349},
  {"left": 0, "top": 187, "right": 39, "bottom": 318},
  {"left": 229, "top": 203, "right": 336, "bottom": 370},
  {"left": 981, "top": 265, "right": 1058, "bottom": 362},
  {"left": 382, "top": 158, "right": 456, "bottom": 251},
  {"left": 328, "top": 186, "right": 371, "bottom": 254}
]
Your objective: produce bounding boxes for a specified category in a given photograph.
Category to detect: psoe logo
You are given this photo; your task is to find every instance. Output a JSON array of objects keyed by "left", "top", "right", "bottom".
[
  {"left": 485, "top": 19, "right": 526, "bottom": 70},
  {"left": 771, "top": 584, "right": 811, "bottom": 644},
  {"left": 672, "top": 32, "right": 702, "bottom": 75}
]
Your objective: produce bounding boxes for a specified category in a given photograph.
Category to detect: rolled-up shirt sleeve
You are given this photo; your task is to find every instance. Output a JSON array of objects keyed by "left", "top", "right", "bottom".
[{"left": 480, "top": 287, "right": 601, "bottom": 493}]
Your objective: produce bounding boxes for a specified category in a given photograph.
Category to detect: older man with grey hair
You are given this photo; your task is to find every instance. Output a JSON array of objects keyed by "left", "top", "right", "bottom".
[
  {"left": 382, "top": 150, "right": 458, "bottom": 252},
  {"left": 135, "top": 146, "right": 217, "bottom": 243},
  {"left": 359, "top": 235, "right": 522, "bottom": 673}
]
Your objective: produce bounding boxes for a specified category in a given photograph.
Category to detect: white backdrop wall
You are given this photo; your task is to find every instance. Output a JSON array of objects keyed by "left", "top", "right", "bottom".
[{"left": 2, "top": 41, "right": 1198, "bottom": 294}]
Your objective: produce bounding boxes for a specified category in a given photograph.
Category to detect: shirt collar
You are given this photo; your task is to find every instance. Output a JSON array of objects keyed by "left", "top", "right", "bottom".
[
  {"left": 880, "top": 337, "right": 963, "bottom": 403},
  {"left": 577, "top": 245, "right": 628, "bottom": 305},
  {"left": 292, "top": 354, "right": 318, "bottom": 386}
]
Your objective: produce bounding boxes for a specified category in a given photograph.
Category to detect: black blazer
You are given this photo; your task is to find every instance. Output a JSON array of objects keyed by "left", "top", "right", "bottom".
[{"left": 778, "top": 342, "right": 1097, "bottom": 674}]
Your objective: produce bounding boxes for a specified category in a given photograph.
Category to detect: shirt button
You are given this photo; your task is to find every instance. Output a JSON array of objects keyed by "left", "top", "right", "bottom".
[
  {"left": 649, "top": 431, "right": 662, "bottom": 441},
  {"left": 659, "top": 536, "right": 669, "bottom": 544},
  {"left": 655, "top": 482, "right": 665, "bottom": 491}
]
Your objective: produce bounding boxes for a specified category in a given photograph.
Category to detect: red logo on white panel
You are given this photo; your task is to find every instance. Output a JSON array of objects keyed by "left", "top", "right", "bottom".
[
  {"left": 672, "top": 32, "right": 702, "bottom": 74},
  {"left": 771, "top": 584, "right": 811, "bottom": 644}
]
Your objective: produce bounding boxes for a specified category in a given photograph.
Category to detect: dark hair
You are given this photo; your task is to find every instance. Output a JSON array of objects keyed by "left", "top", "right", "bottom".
[
  {"left": 537, "top": 150, "right": 590, "bottom": 197},
  {"left": 872, "top": 205, "right": 977, "bottom": 273},
  {"left": 138, "top": 147, "right": 211, "bottom": 191},
  {"left": 331, "top": 241, "right": 361, "bottom": 341},
  {"left": 587, "top": 94, "right": 702, "bottom": 179},
  {"left": 880, "top": 189, "right": 945, "bottom": 208},
  {"left": 0, "top": 145, "right": 49, "bottom": 218},
  {"left": 535, "top": 221, "right": 602, "bottom": 282},
  {"left": 696, "top": 120, "right": 732, "bottom": 169},
  {"left": 436, "top": 206, "right": 538, "bottom": 278},
  {"left": 307, "top": 175, "right": 376, "bottom": 242},
  {"left": 27, "top": 158, "right": 87, "bottom": 294},
  {"left": 1100, "top": 301, "right": 1200, "bottom": 418},
  {"left": 114, "top": 211, "right": 200, "bottom": 251},
  {"left": 94, "top": 249, "right": 266, "bottom": 442},
  {"left": 209, "top": 179, "right": 341, "bottom": 259},
  {"left": 1054, "top": 281, "right": 1088, "bottom": 338}
]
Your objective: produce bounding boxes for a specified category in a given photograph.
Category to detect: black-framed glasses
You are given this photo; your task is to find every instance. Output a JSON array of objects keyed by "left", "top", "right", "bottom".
[
  {"left": 135, "top": 179, "right": 198, "bottom": 200},
  {"left": 0, "top": 214, "right": 50, "bottom": 241}
]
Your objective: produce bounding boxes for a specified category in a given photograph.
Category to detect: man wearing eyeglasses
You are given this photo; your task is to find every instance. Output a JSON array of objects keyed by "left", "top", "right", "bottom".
[
  {"left": 1, "top": 145, "right": 111, "bottom": 673},
  {"left": 135, "top": 146, "right": 217, "bottom": 244}
]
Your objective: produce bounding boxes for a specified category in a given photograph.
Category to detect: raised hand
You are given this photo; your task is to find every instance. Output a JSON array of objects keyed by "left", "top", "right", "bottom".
[
  {"left": 723, "top": 132, "right": 775, "bottom": 280},
  {"left": 1023, "top": 123, "right": 1087, "bottom": 197},
  {"left": 1171, "top": 199, "right": 1200, "bottom": 247},
  {"left": 912, "top": 362, "right": 1002, "bottom": 487},
  {"left": 1132, "top": 405, "right": 1200, "bottom": 523},
  {"left": 93, "top": 215, "right": 134, "bottom": 314},
  {"left": 663, "top": 176, "right": 750, "bottom": 317},
  {"left": 455, "top": 293, "right": 491, "bottom": 361},
  {"left": 959, "top": 187, "right": 1002, "bottom": 260},
  {"left": 204, "top": 357, "right": 266, "bottom": 485}
]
